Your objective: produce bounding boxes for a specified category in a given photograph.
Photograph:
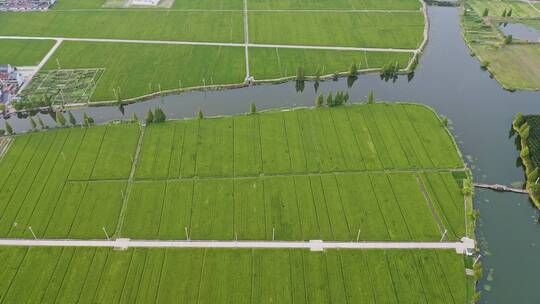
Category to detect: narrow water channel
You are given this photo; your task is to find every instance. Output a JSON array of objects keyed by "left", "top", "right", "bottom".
[{"left": 1, "top": 6, "right": 539, "bottom": 303}]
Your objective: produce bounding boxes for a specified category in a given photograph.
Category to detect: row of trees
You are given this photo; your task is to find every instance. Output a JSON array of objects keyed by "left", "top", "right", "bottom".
[
  {"left": 314, "top": 90, "right": 376, "bottom": 107},
  {"left": 482, "top": 8, "right": 513, "bottom": 18},
  {"left": 513, "top": 112, "right": 540, "bottom": 203},
  {"left": 296, "top": 63, "right": 360, "bottom": 82},
  {"left": 501, "top": 8, "right": 513, "bottom": 18},
  {"left": 145, "top": 107, "right": 166, "bottom": 124},
  {"left": 0, "top": 110, "right": 97, "bottom": 137}
]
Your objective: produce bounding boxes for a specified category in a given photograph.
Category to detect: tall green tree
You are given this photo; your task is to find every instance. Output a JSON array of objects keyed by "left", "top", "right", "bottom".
[
  {"left": 37, "top": 117, "right": 46, "bottom": 129},
  {"left": 250, "top": 102, "right": 257, "bottom": 114},
  {"left": 507, "top": 8, "right": 512, "bottom": 17},
  {"left": 296, "top": 67, "right": 305, "bottom": 81},
  {"left": 501, "top": 9, "right": 507, "bottom": 17},
  {"left": 5, "top": 122, "right": 13, "bottom": 135},
  {"left": 132, "top": 112, "right": 139, "bottom": 123},
  {"left": 315, "top": 93, "right": 324, "bottom": 107},
  {"left": 349, "top": 63, "right": 358, "bottom": 77},
  {"left": 482, "top": 8, "right": 489, "bottom": 17},
  {"left": 68, "top": 111, "right": 77, "bottom": 126},
  {"left": 83, "top": 112, "right": 94, "bottom": 127},
  {"left": 56, "top": 111, "right": 66, "bottom": 127},
  {"left": 367, "top": 90, "right": 374, "bottom": 104},
  {"left": 145, "top": 109, "right": 154, "bottom": 124},
  {"left": 326, "top": 92, "right": 334, "bottom": 107},
  {"left": 29, "top": 117, "right": 37, "bottom": 130},
  {"left": 198, "top": 109, "right": 204, "bottom": 119},
  {"left": 514, "top": 112, "right": 524, "bottom": 126},
  {"left": 154, "top": 107, "right": 166, "bottom": 123}
]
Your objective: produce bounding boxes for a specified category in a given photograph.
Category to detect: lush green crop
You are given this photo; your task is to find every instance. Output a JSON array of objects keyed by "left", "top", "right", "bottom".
[
  {"left": 249, "top": 11, "right": 424, "bottom": 48},
  {"left": 0, "top": 104, "right": 465, "bottom": 241},
  {"left": 0, "top": 247, "right": 469, "bottom": 303},
  {"left": 0, "top": 39, "right": 55, "bottom": 66}
]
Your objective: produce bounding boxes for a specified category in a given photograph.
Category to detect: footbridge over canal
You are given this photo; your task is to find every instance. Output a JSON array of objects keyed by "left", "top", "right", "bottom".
[{"left": 474, "top": 183, "right": 529, "bottom": 194}]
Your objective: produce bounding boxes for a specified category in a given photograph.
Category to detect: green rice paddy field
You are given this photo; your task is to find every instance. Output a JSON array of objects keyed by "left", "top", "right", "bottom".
[
  {"left": 1, "top": 0, "right": 425, "bottom": 103},
  {"left": 41, "top": 42, "right": 412, "bottom": 101},
  {"left": 248, "top": 11, "right": 424, "bottom": 49},
  {"left": 0, "top": 247, "right": 472, "bottom": 304},
  {"left": 0, "top": 104, "right": 467, "bottom": 241},
  {"left": 0, "top": 39, "right": 55, "bottom": 67}
]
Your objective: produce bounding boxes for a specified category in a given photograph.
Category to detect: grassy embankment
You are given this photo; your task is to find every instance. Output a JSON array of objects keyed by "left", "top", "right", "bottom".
[
  {"left": 513, "top": 113, "right": 540, "bottom": 207},
  {"left": 461, "top": 0, "right": 540, "bottom": 90}
]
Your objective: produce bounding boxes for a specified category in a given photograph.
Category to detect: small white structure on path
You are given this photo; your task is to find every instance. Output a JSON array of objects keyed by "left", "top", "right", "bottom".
[{"left": 132, "top": 0, "right": 159, "bottom": 6}]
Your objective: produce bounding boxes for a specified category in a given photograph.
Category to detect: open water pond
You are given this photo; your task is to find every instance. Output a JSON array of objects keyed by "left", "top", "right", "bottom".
[{"left": 499, "top": 22, "right": 540, "bottom": 42}]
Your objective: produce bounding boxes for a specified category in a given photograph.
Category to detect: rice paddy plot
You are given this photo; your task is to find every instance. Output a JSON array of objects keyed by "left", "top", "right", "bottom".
[
  {"left": 121, "top": 170, "right": 462, "bottom": 241},
  {"left": 248, "top": 0, "right": 422, "bottom": 10},
  {"left": 0, "top": 39, "right": 56, "bottom": 67},
  {"left": 249, "top": 47, "right": 413, "bottom": 80},
  {"left": 18, "top": 69, "right": 104, "bottom": 106},
  {"left": 0, "top": 247, "right": 472, "bottom": 304},
  {"left": 248, "top": 11, "right": 425, "bottom": 49},
  {"left": 41, "top": 41, "right": 246, "bottom": 102},
  {"left": 0, "top": 11, "right": 244, "bottom": 43},
  {"left": 0, "top": 104, "right": 467, "bottom": 240}
]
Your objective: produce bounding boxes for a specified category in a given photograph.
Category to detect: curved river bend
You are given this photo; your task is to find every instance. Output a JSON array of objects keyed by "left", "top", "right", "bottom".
[{"left": 2, "top": 7, "right": 540, "bottom": 303}]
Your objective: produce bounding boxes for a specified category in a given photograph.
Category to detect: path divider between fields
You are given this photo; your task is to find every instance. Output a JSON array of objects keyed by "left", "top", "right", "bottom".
[{"left": 0, "top": 237, "right": 476, "bottom": 255}]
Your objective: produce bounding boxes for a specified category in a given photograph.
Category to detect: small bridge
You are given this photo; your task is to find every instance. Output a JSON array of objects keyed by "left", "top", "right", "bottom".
[{"left": 474, "top": 183, "right": 529, "bottom": 194}]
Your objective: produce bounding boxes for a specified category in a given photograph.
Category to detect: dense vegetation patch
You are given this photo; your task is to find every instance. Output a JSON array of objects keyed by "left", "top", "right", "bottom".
[{"left": 513, "top": 113, "right": 540, "bottom": 206}]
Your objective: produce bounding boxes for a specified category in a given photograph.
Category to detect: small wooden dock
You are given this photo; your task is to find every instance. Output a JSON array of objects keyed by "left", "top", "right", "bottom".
[{"left": 474, "top": 183, "right": 529, "bottom": 194}]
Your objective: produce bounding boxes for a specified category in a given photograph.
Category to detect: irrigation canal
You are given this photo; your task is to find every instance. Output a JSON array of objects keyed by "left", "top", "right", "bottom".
[{"left": 1, "top": 6, "right": 540, "bottom": 303}]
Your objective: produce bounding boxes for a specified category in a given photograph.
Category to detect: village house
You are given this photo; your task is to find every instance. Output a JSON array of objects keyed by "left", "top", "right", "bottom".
[
  {"left": 0, "top": 64, "right": 24, "bottom": 105},
  {"left": 0, "top": 0, "right": 56, "bottom": 11}
]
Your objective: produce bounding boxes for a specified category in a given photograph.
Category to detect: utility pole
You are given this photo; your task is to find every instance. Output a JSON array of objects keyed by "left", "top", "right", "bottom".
[
  {"left": 440, "top": 229, "right": 448, "bottom": 242},
  {"left": 473, "top": 254, "right": 482, "bottom": 266},
  {"left": 356, "top": 228, "right": 361, "bottom": 242},
  {"left": 272, "top": 227, "right": 275, "bottom": 241},
  {"left": 28, "top": 226, "right": 37, "bottom": 240},
  {"left": 185, "top": 226, "right": 190, "bottom": 241},
  {"left": 103, "top": 226, "right": 110, "bottom": 241}
]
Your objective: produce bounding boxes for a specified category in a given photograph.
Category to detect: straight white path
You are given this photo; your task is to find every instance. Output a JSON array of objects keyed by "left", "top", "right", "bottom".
[
  {"left": 0, "top": 36, "right": 418, "bottom": 53},
  {"left": 243, "top": 0, "right": 251, "bottom": 81},
  {"left": 50, "top": 9, "right": 423, "bottom": 13},
  {"left": 0, "top": 238, "right": 475, "bottom": 254},
  {"left": 17, "top": 38, "right": 63, "bottom": 93}
]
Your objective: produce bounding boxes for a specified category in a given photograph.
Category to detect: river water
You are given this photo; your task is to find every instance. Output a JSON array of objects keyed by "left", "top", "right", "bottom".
[{"left": 1, "top": 6, "right": 539, "bottom": 303}]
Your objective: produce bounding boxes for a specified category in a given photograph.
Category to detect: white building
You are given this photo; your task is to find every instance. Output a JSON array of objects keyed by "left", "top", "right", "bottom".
[{"left": 132, "top": 0, "right": 159, "bottom": 6}]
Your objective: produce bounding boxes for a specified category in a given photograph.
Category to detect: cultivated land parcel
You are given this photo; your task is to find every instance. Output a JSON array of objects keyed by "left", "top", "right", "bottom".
[
  {"left": 0, "top": 0, "right": 426, "bottom": 104},
  {"left": 0, "top": 103, "right": 474, "bottom": 302},
  {"left": 461, "top": 0, "right": 540, "bottom": 90},
  {"left": 0, "top": 104, "right": 467, "bottom": 241},
  {"left": 0, "top": 247, "right": 471, "bottom": 303}
]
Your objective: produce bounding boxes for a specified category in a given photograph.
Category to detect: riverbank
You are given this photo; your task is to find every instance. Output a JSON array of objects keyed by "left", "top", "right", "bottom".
[{"left": 513, "top": 114, "right": 540, "bottom": 208}]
